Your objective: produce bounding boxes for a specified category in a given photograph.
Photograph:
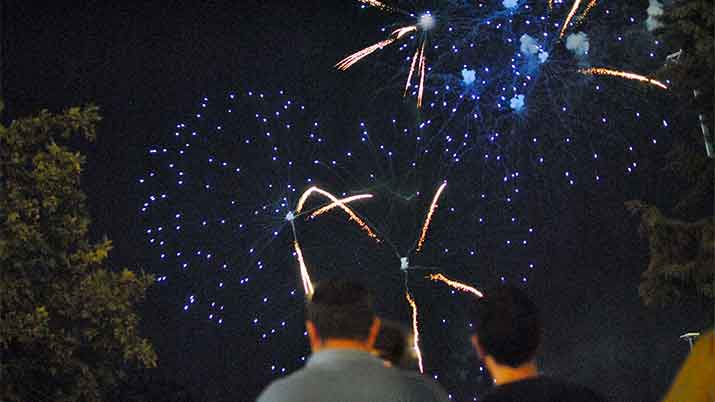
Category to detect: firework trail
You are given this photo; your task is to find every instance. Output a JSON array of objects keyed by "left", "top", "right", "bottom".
[
  {"left": 404, "top": 46, "right": 420, "bottom": 96},
  {"left": 580, "top": 67, "right": 668, "bottom": 90},
  {"left": 417, "top": 41, "right": 427, "bottom": 109},
  {"left": 293, "top": 240, "right": 315, "bottom": 297},
  {"left": 357, "top": 0, "right": 401, "bottom": 13},
  {"left": 336, "top": 4, "right": 436, "bottom": 108},
  {"left": 309, "top": 194, "right": 374, "bottom": 219},
  {"left": 405, "top": 291, "right": 424, "bottom": 373},
  {"left": 295, "top": 186, "right": 380, "bottom": 241},
  {"left": 578, "top": 0, "right": 598, "bottom": 22},
  {"left": 291, "top": 189, "right": 380, "bottom": 296},
  {"left": 335, "top": 26, "right": 417, "bottom": 71},
  {"left": 559, "top": 0, "right": 584, "bottom": 38},
  {"left": 428, "top": 273, "right": 484, "bottom": 298},
  {"left": 416, "top": 181, "right": 447, "bottom": 252}
]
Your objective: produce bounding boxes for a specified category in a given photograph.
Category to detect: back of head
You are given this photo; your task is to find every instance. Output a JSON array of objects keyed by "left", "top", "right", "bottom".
[
  {"left": 374, "top": 319, "right": 408, "bottom": 366},
  {"left": 473, "top": 285, "right": 542, "bottom": 367},
  {"left": 305, "top": 278, "right": 375, "bottom": 341}
]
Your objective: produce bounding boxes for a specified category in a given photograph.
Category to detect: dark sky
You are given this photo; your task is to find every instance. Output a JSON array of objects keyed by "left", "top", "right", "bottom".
[{"left": 3, "top": 1, "right": 710, "bottom": 401}]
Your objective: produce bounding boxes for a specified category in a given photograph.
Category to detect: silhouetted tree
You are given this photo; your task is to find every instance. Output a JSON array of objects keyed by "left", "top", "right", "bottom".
[
  {"left": 627, "top": 0, "right": 714, "bottom": 311},
  {"left": 626, "top": 201, "right": 713, "bottom": 308},
  {"left": 655, "top": 0, "right": 714, "bottom": 212}
]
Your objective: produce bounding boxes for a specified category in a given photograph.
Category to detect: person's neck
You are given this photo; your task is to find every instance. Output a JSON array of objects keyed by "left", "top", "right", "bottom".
[
  {"left": 314, "top": 338, "right": 373, "bottom": 353},
  {"left": 487, "top": 359, "right": 539, "bottom": 386}
]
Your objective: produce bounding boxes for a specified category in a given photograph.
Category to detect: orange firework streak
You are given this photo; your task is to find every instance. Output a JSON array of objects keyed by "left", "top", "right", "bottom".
[
  {"left": 403, "top": 40, "right": 428, "bottom": 109},
  {"left": 357, "top": 0, "right": 399, "bottom": 12},
  {"left": 309, "top": 194, "right": 374, "bottom": 219},
  {"left": 405, "top": 291, "right": 425, "bottom": 373},
  {"left": 416, "top": 181, "right": 447, "bottom": 252},
  {"left": 296, "top": 186, "right": 380, "bottom": 241},
  {"left": 336, "top": 38, "right": 397, "bottom": 70},
  {"left": 428, "top": 273, "right": 484, "bottom": 298},
  {"left": 337, "top": 25, "right": 429, "bottom": 109},
  {"left": 404, "top": 47, "right": 420, "bottom": 96},
  {"left": 578, "top": 0, "right": 598, "bottom": 21},
  {"left": 559, "top": 0, "right": 583, "bottom": 38},
  {"left": 547, "top": 0, "right": 553, "bottom": 11},
  {"left": 292, "top": 191, "right": 375, "bottom": 297},
  {"left": 417, "top": 41, "right": 427, "bottom": 109},
  {"left": 580, "top": 67, "right": 668, "bottom": 90},
  {"left": 335, "top": 26, "right": 417, "bottom": 71},
  {"left": 293, "top": 240, "right": 315, "bottom": 297}
]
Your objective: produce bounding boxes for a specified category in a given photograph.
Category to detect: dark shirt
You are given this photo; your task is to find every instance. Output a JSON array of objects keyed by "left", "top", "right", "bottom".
[{"left": 483, "top": 377, "right": 606, "bottom": 402}]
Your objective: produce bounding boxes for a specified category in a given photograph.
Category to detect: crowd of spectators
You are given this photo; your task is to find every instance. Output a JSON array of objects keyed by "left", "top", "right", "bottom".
[{"left": 256, "top": 278, "right": 712, "bottom": 402}]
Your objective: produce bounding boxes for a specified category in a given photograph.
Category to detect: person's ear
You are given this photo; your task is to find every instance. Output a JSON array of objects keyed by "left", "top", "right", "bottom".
[
  {"left": 306, "top": 321, "right": 321, "bottom": 351},
  {"left": 471, "top": 334, "right": 485, "bottom": 359},
  {"left": 366, "top": 317, "right": 381, "bottom": 349}
]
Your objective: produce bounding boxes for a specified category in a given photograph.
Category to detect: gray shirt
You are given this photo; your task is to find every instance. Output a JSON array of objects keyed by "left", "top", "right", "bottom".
[{"left": 256, "top": 349, "right": 451, "bottom": 402}]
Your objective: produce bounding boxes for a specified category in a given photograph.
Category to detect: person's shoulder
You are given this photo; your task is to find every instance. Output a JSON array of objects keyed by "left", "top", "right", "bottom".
[
  {"left": 255, "top": 369, "right": 318, "bottom": 402},
  {"left": 255, "top": 376, "right": 292, "bottom": 402},
  {"left": 393, "top": 369, "right": 452, "bottom": 402},
  {"left": 483, "top": 377, "right": 606, "bottom": 402},
  {"left": 537, "top": 377, "right": 606, "bottom": 402},
  {"left": 552, "top": 378, "right": 605, "bottom": 401}
]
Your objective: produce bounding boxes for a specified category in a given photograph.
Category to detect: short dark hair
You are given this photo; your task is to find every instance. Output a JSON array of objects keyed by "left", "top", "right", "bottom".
[
  {"left": 472, "top": 285, "right": 542, "bottom": 367},
  {"left": 374, "top": 319, "right": 408, "bottom": 366},
  {"left": 305, "top": 278, "right": 375, "bottom": 341}
]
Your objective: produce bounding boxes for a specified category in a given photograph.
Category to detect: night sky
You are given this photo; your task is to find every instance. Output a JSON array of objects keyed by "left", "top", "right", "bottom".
[{"left": 3, "top": 1, "right": 710, "bottom": 401}]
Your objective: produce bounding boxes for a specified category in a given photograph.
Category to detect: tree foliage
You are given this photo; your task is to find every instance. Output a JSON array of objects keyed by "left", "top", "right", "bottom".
[
  {"left": 626, "top": 201, "right": 714, "bottom": 308},
  {"left": 0, "top": 104, "right": 157, "bottom": 402},
  {"left": 627, "top": 0, "right": 715, "bottom": 310},
  {"left": 655, "top": 0, "right": 714, "bottom": 110},
  {"left": 654, "top": 0, "right": 714, "bottom": 212}
]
